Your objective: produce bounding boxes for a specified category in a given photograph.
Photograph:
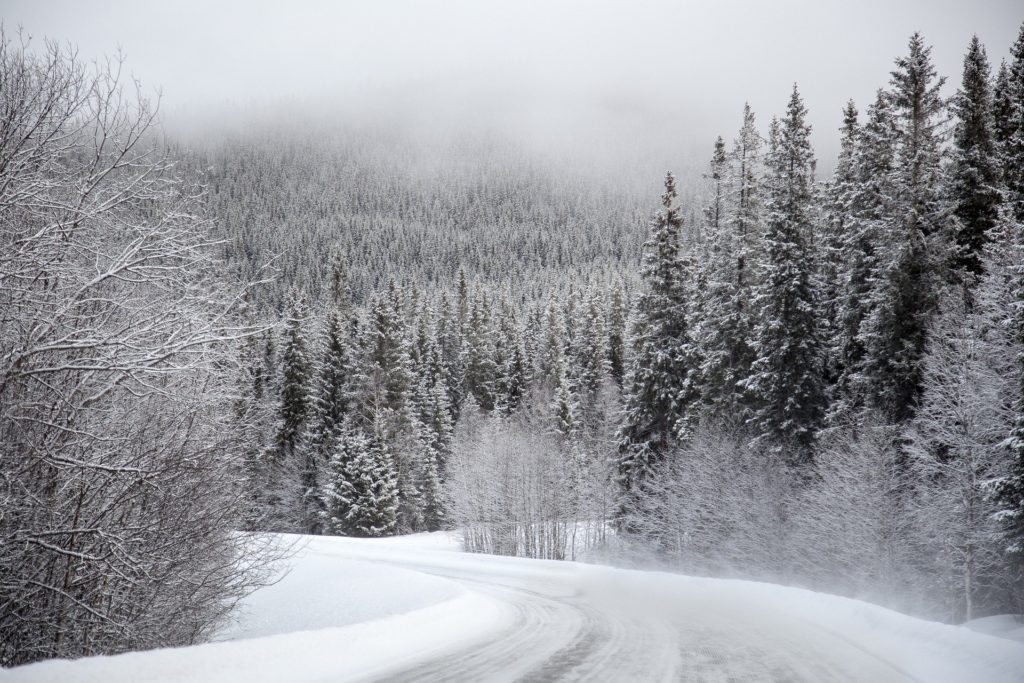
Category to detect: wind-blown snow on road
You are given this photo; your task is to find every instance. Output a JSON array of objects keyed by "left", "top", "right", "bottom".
[{"left": 7, "top": 532, "right": 1024, "bottom": 682}]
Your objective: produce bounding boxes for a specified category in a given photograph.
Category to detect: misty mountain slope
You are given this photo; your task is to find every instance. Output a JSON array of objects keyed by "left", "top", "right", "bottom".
[
  {"left": 8, "top": 534, "right": 1024, "bottom": 683},
  {"left": 189, "top": 130, "right": 699, "bottom": 309}
]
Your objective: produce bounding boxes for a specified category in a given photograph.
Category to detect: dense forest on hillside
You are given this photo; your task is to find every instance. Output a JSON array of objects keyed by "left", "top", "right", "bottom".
[
  {"left": 4, "top": 21, "right": 1024, "bottom": 666},
  {"left": 185, "top": 131, "right": 705, "bottom": 310}
]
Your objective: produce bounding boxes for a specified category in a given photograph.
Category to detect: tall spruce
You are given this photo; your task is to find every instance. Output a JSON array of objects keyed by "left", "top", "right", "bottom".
[
  {"left": 990, "top": 210, "right": 1024, "bottom": 584},
  {"left": 703, "top": 136, "right": 728, "bottom": 238},
  {"left": 1000, "top": 25, "right": 1024, "bottom": 221},
  {"left": 950, "top": 36, "right": 1001, "bottom": 278},
  {"left": 744, "top": 88, "right": 825, "bottom": 457},
  {"left": 698, "top": 106, "right": 763, "bottom": 423},
  {"left": 276, "top": 289, "right": 311, "bottom": 463},
  {"left": 832, "top": 91, "right": 898, "bottom": 421},
  {"left": 353, "top": 281, "right": 422, "bottom": 532},
  {"left": 617, "top": 172, "right": 701, "bottom": 493},
  {"left": 606, "top": 280, "right": 628, "bottom": 387},
  {"left": 858, "top": 33, "right": 950, "bottom": 423},
  {"left": 310, "top": 271, "right": 356, "bottom": 471},
  {"left": 822, "top": 101, "right": 860, "bottom": 354},
  {"left": 463, "top": 293, "right": 498, "bottom": 411},
  {"left": 494, "top": 308, "right": 528, "bottom": 416},
  {"left": 993, "top": 59, "right": 1014, "bottom": 162}
]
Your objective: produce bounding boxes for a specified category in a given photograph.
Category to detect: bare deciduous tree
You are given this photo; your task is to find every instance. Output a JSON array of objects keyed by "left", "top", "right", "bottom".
[{"left": 0, "top": 33, "right": 277, "bottom": 665}]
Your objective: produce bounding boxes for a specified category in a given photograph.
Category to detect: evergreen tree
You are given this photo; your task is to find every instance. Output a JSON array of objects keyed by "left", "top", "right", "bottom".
[
  {"left": 990, "top": 211, "right": 1024, "bottom": 589},
  {"left": 822, "top": 101, "right": 860, "bottom": 355},
  {"left": 858, "top": 33, "right": 950, "bottom": 423},
  {"left": 329, "top": 251, "right": 354, "bottom": 320},
  {"left": 729, "top": 103, "right": 764, "bottom": 293},
  {"left": 1000, "top": 25, "right": 1024, "bottom": 222},
  {"left": 576, "top": 287, "right": 609, "bottom": 403},
  {"left": 321, "top": 424, "right": 399, "bottom": 537},
  {"left": 617, "top": 172, "right": 702, "bottom": 493},
  {"left": 538, "top": 299, "right": 563, "bottom": 384},
  {"left": 831, "top": 91, "right": 898, "bottom": 421},
  {"left": 353, "top": 281, "right": 423, "bottom": 532},
  {"left": 276, "top": 291, "right": 311, "bottom": 459},
  {"left": 310, "top": 304, "right": 355, "bottom": 461},
  {"left": 703, "top": 135, "right": 728, "bottom": 239},
  {"left": 606, "top": 280, "right": 628, "bottom": 387},
  {"left": 698, "top": 105, "right": 763, "bottom": 423},
  {"left": 553, "top": 363, "right": 581, "bottom": 442},
  {"left": 463, "top": 293, "right": 498, "bottom": 411},
  {"left": 950, "top": 36, "right": 1001, "bottom": 278},
  {"left": 270, "top": 289, "right": 315, "bottom": 529},
  {"left": 494, "top": 303, "right": 528, "bottom": 416},
  {"left": 402, "top": 307, "right": 456, "bottom": 532},
  {"left": 235, "top": 330, "right": 276, "bottom": 528},
  {"left": 744, "top": 88, "right": 826, "bottom": 458},
  {"left": 414, "top": 373, "right": 452, "bottom": 532},
  {"left": 993, "top": 59, "right": 1014, "bottom": 162},
  {"left": 436, "top": 292, "right": 465, "bottom": 421}
]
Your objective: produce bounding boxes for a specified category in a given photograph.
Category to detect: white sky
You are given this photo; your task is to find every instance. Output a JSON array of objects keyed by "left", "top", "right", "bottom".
[{"left": 3, "top": 0, "right": 1022, "bottom": 169}]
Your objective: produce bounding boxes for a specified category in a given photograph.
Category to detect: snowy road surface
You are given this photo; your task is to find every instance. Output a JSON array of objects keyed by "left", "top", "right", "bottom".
[{"left": 7, "top": 532, "right": 1024, "bottom": 682}]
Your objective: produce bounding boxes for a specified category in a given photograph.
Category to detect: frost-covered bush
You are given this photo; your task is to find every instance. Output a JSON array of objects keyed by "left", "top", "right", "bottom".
[{"left": 0, "top": 35, "right": 276, "bottom": 665}]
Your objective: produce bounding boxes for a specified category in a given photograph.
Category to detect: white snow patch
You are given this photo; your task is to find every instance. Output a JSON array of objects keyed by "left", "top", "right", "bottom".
[
  {"left": 216, "top": 533, "right": 462, "bottom": 641},
  {"left": 4, "top": 592, "right": 508, "bottom": 683},
  {"left": 964, "top": 614, "right": 1024, "bottom": 644}
]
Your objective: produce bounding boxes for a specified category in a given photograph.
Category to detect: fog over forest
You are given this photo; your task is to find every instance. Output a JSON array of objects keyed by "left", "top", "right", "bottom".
[{"left": 6, "top": 0, "right": 1022, "bottom": 172}]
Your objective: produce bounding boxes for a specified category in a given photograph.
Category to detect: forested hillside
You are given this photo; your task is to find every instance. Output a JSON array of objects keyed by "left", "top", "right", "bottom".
[{"left": 187, "top": 130, "right": 702, "bottom": 310}]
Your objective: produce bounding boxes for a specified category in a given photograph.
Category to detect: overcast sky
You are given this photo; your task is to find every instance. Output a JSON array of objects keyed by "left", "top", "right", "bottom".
[{"left": 4, "top": 0, "right": 1022, "bottom": 170}]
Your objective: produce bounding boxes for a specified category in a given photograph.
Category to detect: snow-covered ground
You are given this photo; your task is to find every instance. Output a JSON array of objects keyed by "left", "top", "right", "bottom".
[
  {"left": 6, "top": 532, "right": 1024, "bottom": 682},
  {"left": 964, "top": 614, "right": 1024, "bottom": 644}
]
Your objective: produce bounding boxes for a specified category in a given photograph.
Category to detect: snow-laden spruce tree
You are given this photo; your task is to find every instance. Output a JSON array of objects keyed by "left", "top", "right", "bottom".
[
  {"left": 744, "top": 87, "right": 826, "bottom": 459},
  {"left": 949, "top": 36, "right": 1002, "bottom": 279},
  {"left": 463, "top": 292, "right": 499, "bottom": 412},
  {"left": 0, "top": 36, "right": 276, "bottom": 665},
  {"left": 830, "top": 91, "right": 898, "bottom": 422},
  {"left": 321, "top": 423, "right": 399, "bottom": 537},
  {"left": 574, "top": 287, "right": 610, "bottom": 411},
  {"left": 435, "top": 292, "right": 466, "bottom": 422},
  {"left": 617, "top": 172, "right": 702, "bottom": 494},
  {"left": 493, "top": 297, "right": 528, "bottom": 415},
  {"left": 412, "top": 332, "right": 454, "bottom": 531},
  {"left": 351, "top": 281, "right": 423, "bottom": 532},
  {"left": 606, "top": 280, "right": 628, "bottom": 388},
  {"left": 272, "top": 287, "right": 315, "bottom": 530},
  {"left": 310, "top": 256, "right": 357, "bottom": 452},
  {"left": 857, "top": 33, "right": 950, "bottom": 424},
  {"left": 698, "top": 106, "right": 763, "bottom": 424},
  {"left": 989, "top": 211, "right": 1024, "bottom": 609},
  {"left": 820, "top": 100, "right": 860, "bottom": 357},
  {"left": 999, "top": 24, "right": 1024, "bottom": 222}
]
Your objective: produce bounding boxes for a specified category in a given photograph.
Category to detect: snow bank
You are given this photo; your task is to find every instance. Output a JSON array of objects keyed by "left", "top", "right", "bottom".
[
  {"left": 5, "top": 592, "right": 508, "bottom": 683},
  {"left": 217, "top": 533, "right": 462, "bottom": 641},
  {"left": 964, "top": 614, "right": 1024, "bottom": 644},
  {"left": 4, "top": 532, "right": 509, "bottom": 683}
]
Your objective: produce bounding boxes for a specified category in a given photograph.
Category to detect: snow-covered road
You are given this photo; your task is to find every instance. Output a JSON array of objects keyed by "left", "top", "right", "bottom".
[{"left": 7, "top": 533, "right": 1024, "bottom": 682}]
